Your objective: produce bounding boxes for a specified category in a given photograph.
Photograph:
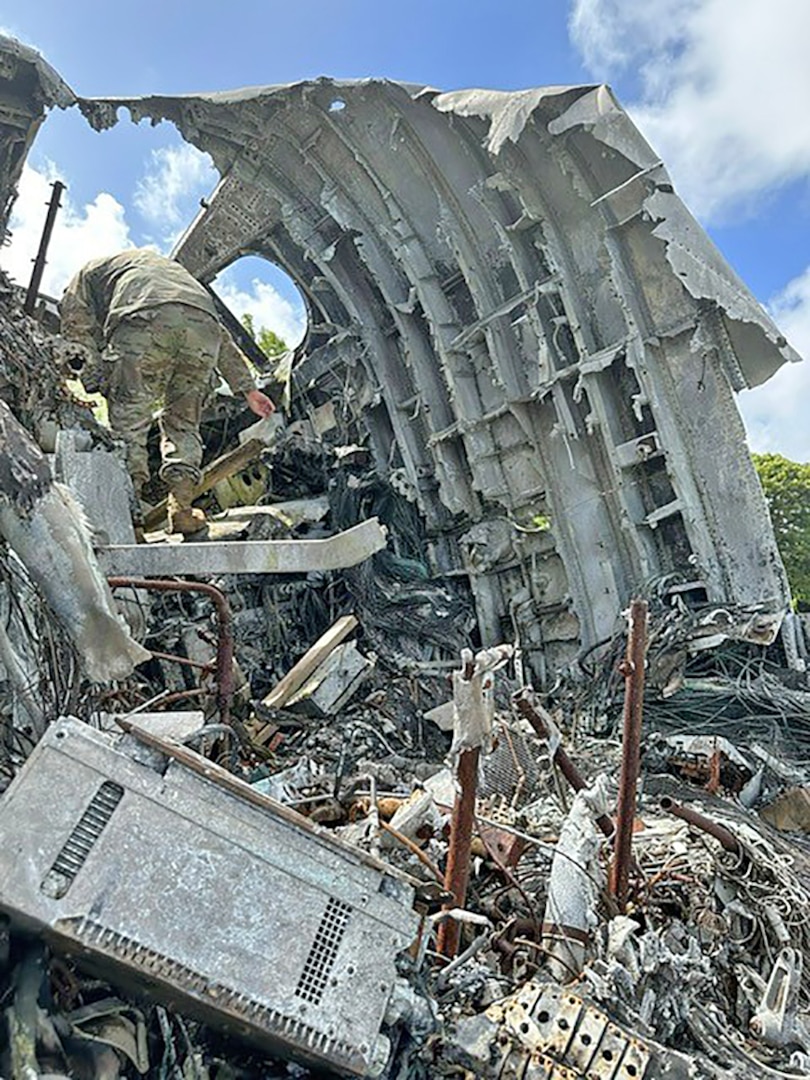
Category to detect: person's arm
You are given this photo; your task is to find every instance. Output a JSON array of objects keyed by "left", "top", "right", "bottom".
[
  {"left": 60, "top": 269, "right": 103, "bottom": 353},
  {"left": 58, "top": 269, "right": 106, "bottom": 387},
  {"left": 217, "top": 329, "right": 276, "bottom": 416}
]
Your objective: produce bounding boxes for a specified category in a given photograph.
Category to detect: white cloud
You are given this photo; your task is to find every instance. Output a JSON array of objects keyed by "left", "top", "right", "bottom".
[
  {"left": 0, "top": 162, "right": 132, "bottom": 296},
  {"left": 569, "top": 0, "right": 700, "bottom": 77},
  {"left": 738, "top": 270, "right": 810, "bottom": 462},
  {"left": 569, "top": 0, "right": 810, "bottom": 221},
  {"left": 214, "top": 271, "right": 307, "bottom": 349},
  {"left": 133, "top": 142, "right": 217, "bottom": 239}
]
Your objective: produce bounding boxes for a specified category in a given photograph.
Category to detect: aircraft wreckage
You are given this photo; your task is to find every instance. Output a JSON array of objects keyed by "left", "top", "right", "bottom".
[{"left": 1, "top": 31, "right": 810, "bottom": 1080}]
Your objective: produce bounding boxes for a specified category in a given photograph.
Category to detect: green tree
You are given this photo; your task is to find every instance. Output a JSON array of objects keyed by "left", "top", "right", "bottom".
[
  {"left": 241, "top": 312, "right": 288, "bottom": 359},
  {"left": 753, "top": 452, "right": 810, "bottom": 608}
]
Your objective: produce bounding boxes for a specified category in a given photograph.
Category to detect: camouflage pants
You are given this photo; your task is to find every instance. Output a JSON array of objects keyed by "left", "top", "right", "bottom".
[{"left": 104, "top": 303, "right": 221, "bottom": 492}]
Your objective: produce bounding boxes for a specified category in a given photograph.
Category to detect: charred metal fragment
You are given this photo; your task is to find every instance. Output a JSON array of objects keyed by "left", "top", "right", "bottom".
[
  {"left": 0, "top": 398, "right": 51, "bottom": 511},
  {"left": 0, "top": 401, "right": 149, "bottom": 683},
  {"left": 0, "top": 34, "right": 73, "bottom": 243},
  {"left": 0, "top": 717, "right": 424, "bottom": 1078}
]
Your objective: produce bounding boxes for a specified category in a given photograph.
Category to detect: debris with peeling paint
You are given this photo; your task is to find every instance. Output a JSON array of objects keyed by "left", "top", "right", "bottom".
[
  {"left": 0, "top": 401, "right": 150, "bottom": 682},
  {"left": 448, "top": 643, "right": 513, "bottom": 761},
  {"left": 542, "top": 775, "right": 610, "bottom": 983}
]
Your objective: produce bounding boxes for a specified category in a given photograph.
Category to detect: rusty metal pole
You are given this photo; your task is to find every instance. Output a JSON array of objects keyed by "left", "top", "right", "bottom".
[
  {"left": 437, "top": 744, "right": 480, "bottom": 959},
  {"left": 24, "top": 180, "right": 65, "bottom": 315},
  {"left": 436, "top": 646, "right": 512, "bottom": 958},
  {"left": 608, "top": 598, "right": 648, "bottom": 911},
  {"left": 107, "top": 577, "right": 234, "bottom": 725},
  {"left": 659, "top": 797, "right": 742, "bottom": 857},
  {"left": 437, "top": 654, "right": 479, "bottom": 960}
]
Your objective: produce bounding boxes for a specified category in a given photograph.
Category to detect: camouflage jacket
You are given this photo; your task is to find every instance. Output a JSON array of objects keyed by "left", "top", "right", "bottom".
[{"left": 60, "top": 249, "right": 255, "bottom": 395}]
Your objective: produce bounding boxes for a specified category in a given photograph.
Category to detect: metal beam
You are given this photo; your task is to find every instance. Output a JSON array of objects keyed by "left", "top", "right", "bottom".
[{"left": 97, "top": 518, "right": 387, "bottom": 576}]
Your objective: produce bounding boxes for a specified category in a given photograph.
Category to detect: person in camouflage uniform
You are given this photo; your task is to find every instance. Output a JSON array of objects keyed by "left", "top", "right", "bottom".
[{"left": 60, "top": 249, "right": 275, "bottom": 535}]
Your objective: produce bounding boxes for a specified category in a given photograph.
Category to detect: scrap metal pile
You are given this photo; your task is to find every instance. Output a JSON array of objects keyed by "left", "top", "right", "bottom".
[
  {"left": 3, "top": 572, "right": 810, "bottom": 1080},
  {"left": 1, "top": 31, "right": 810, "bottom": 1080}
]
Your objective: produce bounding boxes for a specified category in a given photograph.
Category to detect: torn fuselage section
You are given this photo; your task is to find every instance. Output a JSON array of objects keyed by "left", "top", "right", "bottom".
[
  {"left": 0, "top": 34, "right": 73, "bottom": 243},
  {"left": 82, "top": 77, "right": 797, "bottom": 680}
]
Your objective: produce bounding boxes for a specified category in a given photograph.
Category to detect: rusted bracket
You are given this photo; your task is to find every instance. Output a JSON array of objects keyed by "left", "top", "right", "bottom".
[
  {"left": 108, "top": 577, "right": 233, "bottom": 725},
  {"left": 437, "top": 745, "right": 480, "bottom": 959}
]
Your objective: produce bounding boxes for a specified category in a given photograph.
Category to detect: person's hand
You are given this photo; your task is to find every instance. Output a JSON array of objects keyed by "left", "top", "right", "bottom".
[
  {"left": 245, "top": 388, "right": 275, "bottom": 418},
  {"left": 55, "top": 339, "right": 97, "bottom": 373}
]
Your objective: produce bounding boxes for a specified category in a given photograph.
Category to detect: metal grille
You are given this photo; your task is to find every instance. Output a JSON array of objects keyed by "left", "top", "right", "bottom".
[
  {"left": 480, "top": 722, "right": 549, "bottom": 812},
  {"left": 57, "top": 916, "right": 357, "bottom": 1066},
  {"left": 41, "top": 781, "right": 123, "bottom": 898},
  {"left": 295, "top": 897, "right": 352, "bottom": 1004}
]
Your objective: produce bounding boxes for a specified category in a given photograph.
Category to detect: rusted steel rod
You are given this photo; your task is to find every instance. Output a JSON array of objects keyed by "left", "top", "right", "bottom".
[
  {"left": 659, "top": 796, "right": 742, "bottom": 856},
  {"left": 513, "top": 689, "right": 614, "bottom": 839},
  {"left": 609, "top": 598, "right": 648, "bottom": 911},
  {"left": 152, "top": 688, "right": 208, "bottom": 708},
  {"left": 380, "top": 821, "right": 445, "bottom": 885},
  {"left": 148, "top": 649, "right": 214, "bottom": 673},
  {"left": 24, "top": 180, "right": 65, "bottom": 315},
  {"left": 437, "top": 745, "right": 480, "bottom": 959},
  {"left": 107, "top": 577, "right": 233, "bottom": 725}
]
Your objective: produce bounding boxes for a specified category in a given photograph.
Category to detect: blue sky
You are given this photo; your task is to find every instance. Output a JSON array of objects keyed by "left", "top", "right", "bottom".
[{"left": 1, "top": 0, "right": 809, "bottom": 460}]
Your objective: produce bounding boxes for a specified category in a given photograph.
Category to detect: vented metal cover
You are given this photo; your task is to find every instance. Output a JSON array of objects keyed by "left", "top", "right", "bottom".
[{"left": 0, "top": 718, "right": 421, "bottom": 1077}]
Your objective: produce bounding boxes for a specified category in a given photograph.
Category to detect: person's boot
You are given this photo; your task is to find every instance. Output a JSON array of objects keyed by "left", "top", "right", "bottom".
[{"left": 166, "top": 475, "right": 207, "bottom": 536}]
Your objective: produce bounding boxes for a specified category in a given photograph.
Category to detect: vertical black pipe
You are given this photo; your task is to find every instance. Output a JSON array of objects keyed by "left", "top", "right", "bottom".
[{"left": 24, "top": 180, "right": 65, "bottom": 315}]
